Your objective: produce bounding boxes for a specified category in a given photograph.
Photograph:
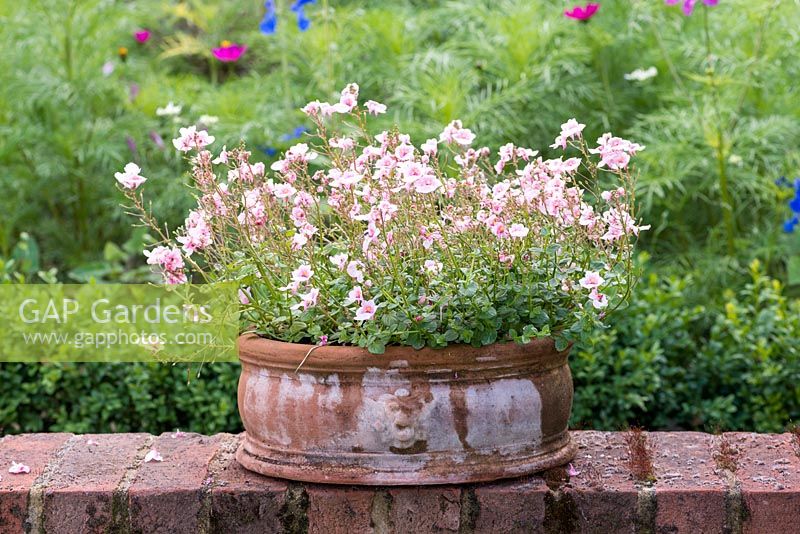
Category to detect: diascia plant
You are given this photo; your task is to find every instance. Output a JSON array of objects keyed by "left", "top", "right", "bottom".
[{"left": 116, "top": 83, "right": 648, "bottom": 353}]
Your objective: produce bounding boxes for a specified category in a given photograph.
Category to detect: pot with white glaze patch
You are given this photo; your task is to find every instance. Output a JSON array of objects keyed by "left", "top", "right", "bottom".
[{"left": 236, "top": 333, "right": 576, "bottom": 485}]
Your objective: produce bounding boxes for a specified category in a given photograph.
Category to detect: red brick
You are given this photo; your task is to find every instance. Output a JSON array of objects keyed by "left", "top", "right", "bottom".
[
  {"left": 43, "top": 433, "right": 149, "bottom": 533},
  {"left": 128, "top": 432, "right": 227, "bottom": 534},
  {"left": 650, "top": 432, "right": 728, "bottom": 534},
  {"left": 0, "top": 433, "right": 72, "bottom": 533},
  {"left": 568, "top": 431, "right": 639, "bottom": 533},
  {"left": 210, "top": 435, "right": 287, "bottom": 534},
  {"left": 388, "top": 486, "right": 461, "bottom": 532},
  {"left": 474, "top": 476, "right": 547, "bottom": 533},
  {"left": 725, "top": 432, "right": 800, "bottom": 534},
  {"left": 306, "top": 485, "right": 375, "bottom": 534}
]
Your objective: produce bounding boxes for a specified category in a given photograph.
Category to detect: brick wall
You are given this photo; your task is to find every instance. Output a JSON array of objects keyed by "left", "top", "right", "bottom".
[{"left": 0, "top": 431, "right": 798, "bottom": 533}]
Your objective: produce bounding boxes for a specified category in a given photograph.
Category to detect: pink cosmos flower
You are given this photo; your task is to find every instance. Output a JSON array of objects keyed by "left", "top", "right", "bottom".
[
  {"left": 144, "top": 449, "right": 163, "bottom": 463},
  {"left": 114, "top": 162, "right": 147, "bottom": 190},
  {"left": 665, "top": 0, "right": 718, "bottom": 16},
  {"left": 354, "top": 299, "right": 377, "bottom": 321},
  {"left": 134, "top": 29, "right": 151, "bottom": 43},
  {"left": 292, "top": 264, "right": 314, "bottom": 283},
  {"left": 579, "top": 270, "right": 604, "bottom": 289},
  {"left": 364, "top": 100, "right": 387, "bottom": 115},
  {"left": 212, "top": 41, "right": 247, "bottom": 63},
  {"left": 564, "top": 3, "right": 600, "bottom": 21},
  {"left": 509, "top": 223, "right": 529, "bottom": 238},
  {"left": 8, "top": 461, "right": 30, "bottom": 474}
]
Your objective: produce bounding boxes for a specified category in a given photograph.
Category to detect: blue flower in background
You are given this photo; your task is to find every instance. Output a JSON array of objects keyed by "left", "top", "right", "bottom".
[
  {"left": 280, "top": 125, "right": 308, "bottom": 141},
  {"left": 291, "top": 0, "right": 316, "bottom": 31},
  {"left": 790, "top": 179, "right": 800, "bottom": 213},
  {"left": 260, "top": 1, "right": 277, "bottom": 34},
  {"left": 258, "top": 145, "right": 278, "bottom": 157},
  {"left": 780, "top": 177, "right": 800, "bottom": 233}
]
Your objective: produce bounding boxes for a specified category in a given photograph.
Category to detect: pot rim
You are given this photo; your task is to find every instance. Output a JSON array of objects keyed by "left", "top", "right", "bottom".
[{"left": 237, "top": 333, "right": 569, "bottom": 373}]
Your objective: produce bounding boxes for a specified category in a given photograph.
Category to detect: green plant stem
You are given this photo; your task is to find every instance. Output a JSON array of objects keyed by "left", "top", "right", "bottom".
[
  {"left": 322, "top": 0, "right": 334, "bottom": 94},
  {"left": 63, "top": 0, "right": 76, "bottom": 81},
  {"left": 703, "top": 6, "right": 735, "bottom": 255}
]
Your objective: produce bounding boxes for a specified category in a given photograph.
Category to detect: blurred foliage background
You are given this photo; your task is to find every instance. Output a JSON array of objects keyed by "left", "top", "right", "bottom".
[{"left": 0, "top": 0, "right": 799, "bottom": 434}]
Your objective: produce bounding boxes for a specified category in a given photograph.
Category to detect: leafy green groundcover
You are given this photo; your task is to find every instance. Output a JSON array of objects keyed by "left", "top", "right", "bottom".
[{"left": 2, "top": 262, "right": 798, "bottom": 435}]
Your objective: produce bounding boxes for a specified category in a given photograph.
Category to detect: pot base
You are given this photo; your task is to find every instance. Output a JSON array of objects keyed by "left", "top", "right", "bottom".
[{"left": 236, "top": 430, "right": 577, "bottom": 485}]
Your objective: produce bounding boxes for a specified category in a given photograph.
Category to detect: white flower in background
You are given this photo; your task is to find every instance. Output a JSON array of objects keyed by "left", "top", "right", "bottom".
[
  {"left": 624, "top": 67, "right": 658, "bottom": 82},
  {"left": 156, "top": 102, "right": 183, "bottom": 117},
  {"left": 728, "top": 154, "right": 743, "bottom": 166},
  {"left": 199, "top": 114, "right": 219, "bottom": 125}
]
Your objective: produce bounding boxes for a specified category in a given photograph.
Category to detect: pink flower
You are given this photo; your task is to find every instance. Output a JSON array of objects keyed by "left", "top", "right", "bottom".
[
  {"left": 551, "top": 118, "right": 586, "bottom": 149},
  {"left": 144, "top": 449, "right": 163, "bottom": 463},
  {"left": 293, "top": 288, "right": 320, "bottom": 310},
  {"left": 8, "top": 461, "right": 30, "bottom": 474},
  {"left": 144, "top": 246, "right": 186, "bottom": 285},
  {"left": 568, "top": 463, "right": 581, "bottom": 477},
  {"left": 354, "top": 299, "right": 377, "bottom": 321},
  {"left": 348, "top": 286, "right": 364, "bottom": 303},
  {"left": 176, "top": 210, "right": 212, "bottom": 255},
  {"left": 365, "top": 100, "right": 387, "bottom": 115},
  {"left": 238, "top": 288, "right": 251, "bottom": 305},
  {"left": 273, "top": 183, "right": 297, "bottom": 199},
  {"left": 440, "top": 120, "right": 476, "bottom": 146},
  {"left": 589, "top": 288, "right": 608, "bottom": 309},
  {"left": 421, "top": 138, "right": 438, "bottom": 155},
  {"left": 423, "top": 260, "right": 443, "bottom": 275},
  {"left": 564, "top": 3, "right": 600, "bottom": 20},
  {"left": 329, "top": 253, "right": 348, "bottom": 270},
  {"left": 347, "top": 261, "right": 365, "bottom": 282},
  {"left": 414, "top": 175, "right": 442, "bottom": 194},
  {"left": 292, "top": 264, "right": 314, "bottom": 283},
  {"left": 509, "top": 223, "right": 529, "bottom": 238},
  {"left": 212, "top": 41, "right": 247, "bottom": 63},
  {"left": 665, "top": 0, "right": 718, "bottom": 16},
  {"left": 579, "top": 270, "right": 604, "bottom": 289},
  {"left": 144, "top": 246, "right": 183, "bottom": 271},
  {"left": 172, "top": 126, "right": 215, "bottom": 152},
  {"left": 134, "top": 29, "right": 151, "bottom": 43},
  {"left": 114, "top": 162, "right": 147, "bottom": 190}
]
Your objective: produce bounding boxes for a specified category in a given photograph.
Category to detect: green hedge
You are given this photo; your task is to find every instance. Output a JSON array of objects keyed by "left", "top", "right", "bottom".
[{"left": 2, "top": 261, "right": 798, "bottom": 435}]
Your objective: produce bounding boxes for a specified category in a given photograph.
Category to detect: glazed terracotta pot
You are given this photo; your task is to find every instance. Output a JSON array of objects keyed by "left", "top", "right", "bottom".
[{"left": 236, "top": 334, "right": 576, "bottom": 485}]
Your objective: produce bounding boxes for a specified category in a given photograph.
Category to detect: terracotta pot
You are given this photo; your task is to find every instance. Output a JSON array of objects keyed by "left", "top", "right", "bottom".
[{"left": 236, "top": 334, "right": 576, "bottom": 485}]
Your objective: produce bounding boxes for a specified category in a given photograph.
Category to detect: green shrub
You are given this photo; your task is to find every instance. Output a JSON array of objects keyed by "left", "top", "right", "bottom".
[{"left": 571, "top": 260, "right": 800, "bottom": 432}]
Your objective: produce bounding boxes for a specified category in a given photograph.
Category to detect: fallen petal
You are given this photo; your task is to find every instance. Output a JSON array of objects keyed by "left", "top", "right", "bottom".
[
  {"left": 9, "top": 461, "right": 31, "bottom": 474},
  {"left": 568, "top": 463, "right": 581, "bottom": 477},
  {"left": 144, "top": 449, "right": 163, "bottom": 463}
]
